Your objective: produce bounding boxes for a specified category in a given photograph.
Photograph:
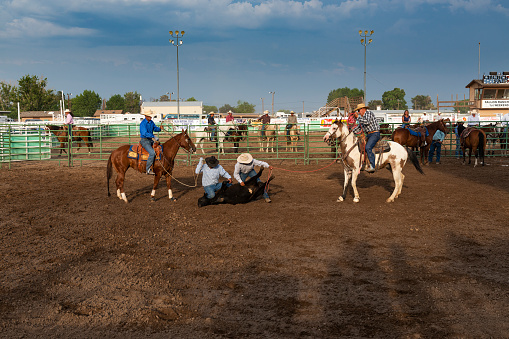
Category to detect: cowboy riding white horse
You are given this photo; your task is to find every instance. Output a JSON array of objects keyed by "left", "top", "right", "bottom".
[{"left": 323, "top": 120, "right": 423, "bottom": 203}]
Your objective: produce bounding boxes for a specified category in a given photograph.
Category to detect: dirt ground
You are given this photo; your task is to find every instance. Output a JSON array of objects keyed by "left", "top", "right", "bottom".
[{"left": 1, "top": 156, "right": 509, "bottom": 338}]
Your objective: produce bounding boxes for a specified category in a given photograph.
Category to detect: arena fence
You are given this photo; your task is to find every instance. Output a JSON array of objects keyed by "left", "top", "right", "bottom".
[{"left": 0, "top": 121, "right": 507, "bottom": 169}]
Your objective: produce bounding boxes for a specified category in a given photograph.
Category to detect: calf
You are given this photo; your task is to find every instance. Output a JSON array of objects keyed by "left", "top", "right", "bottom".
[{"left": 198, "top": 168, "right": 274, "bottom": 207}]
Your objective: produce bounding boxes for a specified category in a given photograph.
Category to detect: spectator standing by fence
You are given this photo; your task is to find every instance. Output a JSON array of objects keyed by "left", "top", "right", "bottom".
[{"left": 428, "top": 128, "right": 446, "bottom": 164}]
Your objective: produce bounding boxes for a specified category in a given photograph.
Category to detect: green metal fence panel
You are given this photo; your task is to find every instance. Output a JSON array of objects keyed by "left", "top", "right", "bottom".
[{"left": 1, "top": 121, "right": 508, "bottom": 168}]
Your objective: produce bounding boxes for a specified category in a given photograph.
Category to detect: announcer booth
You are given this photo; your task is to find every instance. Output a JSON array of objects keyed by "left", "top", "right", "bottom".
[{"left": 466, "top": 71, "right": 509, "bottom": 117}]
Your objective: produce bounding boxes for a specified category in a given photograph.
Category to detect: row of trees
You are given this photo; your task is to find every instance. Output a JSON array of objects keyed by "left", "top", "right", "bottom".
[
  {"left": 327, "top": 87, "right": 437, "bottom": 111},
  {"left": 0, "top": 74, "right": 260, "bottom": 119}
]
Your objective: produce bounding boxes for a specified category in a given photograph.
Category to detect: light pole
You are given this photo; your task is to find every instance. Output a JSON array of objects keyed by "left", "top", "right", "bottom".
[
  {"left": 269, "top": 91, "right": 275, "bottom": 115},
  {"left": 66, "top": 93, "right": 72, "bottom": 110},
  {"left": 166, "top": 92, "right": 174, "bottom": 101},
  {"left": 359, "top": 29, "right": 374, "bottom": 104},
  {"left": 260, "top": 97, "right": 264, "bottom": 114},
  {"left": 169, "top": 30, "right": 185, "bottom": 119}
]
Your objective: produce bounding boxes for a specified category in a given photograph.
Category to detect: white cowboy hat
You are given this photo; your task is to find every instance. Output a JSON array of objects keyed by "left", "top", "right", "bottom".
[
  {"left": 142, "top": 110, "right": 154, "bottom": 116},
  {"left": 263, "top": 110, "right": 269, "bottom": 114},
  {"left": 64, "top": 109, "right": 71, "bottom": 113},
  {"left": 352, "top": 103, "right": 370, "bottom": 112},
  {"left": 237, "top": 153, "right": 253, "bottom": 164},
  {"left": 290, "top": 111, "right": 295, "bottom": 114}
]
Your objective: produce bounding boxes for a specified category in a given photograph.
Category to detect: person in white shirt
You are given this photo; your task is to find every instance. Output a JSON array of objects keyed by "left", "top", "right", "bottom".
[
  {"left": 467, "top": 111, "right": 480, "bottom": 127},
  {"left": 234, "top": 153, "right": 273, "bottom": 203}
]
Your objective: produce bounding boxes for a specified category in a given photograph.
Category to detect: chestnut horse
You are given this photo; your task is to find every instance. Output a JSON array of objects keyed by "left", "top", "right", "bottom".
[
  {"left": 457, "top": 125, "right": 486, "bottom": 167},
  {"left": 46, "top": 125, "right": 93, "bottom": 155},
  {"left": 106, "top": 130, "right": 196, "bottom": 203},
  {"left": 391, "top": 119, "right": 448, "bottom": 165}
]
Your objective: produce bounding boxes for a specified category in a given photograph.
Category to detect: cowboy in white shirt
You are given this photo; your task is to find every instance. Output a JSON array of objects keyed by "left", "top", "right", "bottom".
[{"left": 467, "top": 111, "right": 480, "bottom": 127}]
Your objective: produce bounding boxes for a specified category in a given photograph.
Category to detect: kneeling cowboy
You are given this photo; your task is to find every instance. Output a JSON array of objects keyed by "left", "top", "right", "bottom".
[
  {"left": 351, "top": 103, "right": 380, "bottom": 173},
  {"left": 140, "top": 111, "right": 162, "bottom": 175},
  {"left": 195, "top": 156, "right": 232, "bottom": 199}
]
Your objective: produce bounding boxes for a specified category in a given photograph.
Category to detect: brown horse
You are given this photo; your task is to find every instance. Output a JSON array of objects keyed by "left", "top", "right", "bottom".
[
  {"left": 391, "top": 119, "right": 449, "bottom": 165},
  {"left": 458, "top": 125, "right": 486, "bottom": 167},
  {"left": 106, "top": 130, "right": 196, "bottom": 203},
  {"left": 46, "top": 125, "right": 93, "bottom": 155}
]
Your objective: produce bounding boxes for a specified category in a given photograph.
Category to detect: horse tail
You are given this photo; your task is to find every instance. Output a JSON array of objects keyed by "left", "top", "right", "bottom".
[
  {"left": 107, "top": 153, "right": 113, "bottom": 196},
  {"left": 478, "top": 131, "right": 485, "bottom": 159},
  {"left": 406, "top": 147, "right": 424, "bottom": 174}
]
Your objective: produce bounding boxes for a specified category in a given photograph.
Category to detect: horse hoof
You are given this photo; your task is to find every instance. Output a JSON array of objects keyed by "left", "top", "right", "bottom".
[
  {"left": 150, "top": 197, "right": 156, "bottom": 202},
  {"left": 336, "top": 197, "right": 344, "bottom": 203},
  {"left": 170, "top": 197, "right": 177, "bottom": 202},
  {"left": 353, "top": 198, "right": 360, "bottom": 203},
  {"left": 386, "top": 198, "right": 394, "bottom": 203}
]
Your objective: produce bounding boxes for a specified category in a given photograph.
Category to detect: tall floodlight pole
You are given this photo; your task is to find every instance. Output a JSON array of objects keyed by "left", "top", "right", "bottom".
[
  {"left": 359, "top": 29, "right": 374, "bottom": 104},
  {"left": 269, "top": 91, "right": 275, "bottom": 115},
  {"left": 260, "top": 97, "right": 264, "bottom": 114},
  {"left": 169, "top": 30, "right": 185, "bottom": 119}
]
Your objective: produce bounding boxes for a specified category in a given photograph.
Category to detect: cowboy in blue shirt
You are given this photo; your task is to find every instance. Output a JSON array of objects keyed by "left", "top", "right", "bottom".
[
  {"left": 140, "top": 111, "right": 162, "bottom": 175},
  {"left": 351, "top": 103, "right": 380, "bottom": 173},
  {"left": 428, "top": 129, "right": 446, "bottom": 164}
]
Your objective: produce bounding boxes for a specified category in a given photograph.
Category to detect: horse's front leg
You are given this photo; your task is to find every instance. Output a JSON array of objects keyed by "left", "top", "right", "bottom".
[
  {"left": 351, "top": 168, "right": 360, "bottom": 203},
  {"left": 165, "top": 174, "right": 176, "bottom": 201},
  {"left": 337, "top": 169, "right": 352, "bottom": 202}
]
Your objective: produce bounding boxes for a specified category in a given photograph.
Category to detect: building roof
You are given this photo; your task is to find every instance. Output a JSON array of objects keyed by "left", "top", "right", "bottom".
[
  {"left": 20, "top": 111, "right": 58, "bottom": 118},
  {"left": 94, "top": 109, "right": 124, "bottom": 117},
  {"left": 142, "top": 101, "right": 203, "bottom": 107},
  {"left": 466, "top": 79, "right": 509, "bottom": 88}
]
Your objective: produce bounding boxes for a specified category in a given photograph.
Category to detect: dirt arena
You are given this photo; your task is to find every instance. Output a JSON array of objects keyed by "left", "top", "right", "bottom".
[{"left": 1, "top": 156, "right": 509, "bottom": 338}]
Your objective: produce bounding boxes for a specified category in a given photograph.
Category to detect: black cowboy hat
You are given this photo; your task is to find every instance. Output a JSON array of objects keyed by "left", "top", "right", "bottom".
[{"left": 205, "top": 156, "right": 219, "bottom": 168}]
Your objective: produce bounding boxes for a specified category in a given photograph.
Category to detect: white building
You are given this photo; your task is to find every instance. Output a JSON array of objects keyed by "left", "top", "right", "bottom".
[{"left": 141, "top": 101, "right": 203, "bottom": 119}]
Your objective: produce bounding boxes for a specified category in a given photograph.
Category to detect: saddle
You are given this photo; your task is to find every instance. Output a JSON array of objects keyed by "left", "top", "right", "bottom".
[
  {"left": 356, "top": 139, "right": 391, "bottom": 171},
  {"left": 128, "top": 143, "right": 163, "bottom": 173},
  {"left": 460, "top": 127, "right": 475, "bottom": 145}
]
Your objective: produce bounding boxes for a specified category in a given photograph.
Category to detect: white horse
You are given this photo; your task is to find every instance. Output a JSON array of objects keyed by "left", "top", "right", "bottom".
[
  {"left": 194, "top": 122, "right": 239, "bottom": 154},
  {"left": 323, "top": 120, "right": 424, "bottom": 203}
]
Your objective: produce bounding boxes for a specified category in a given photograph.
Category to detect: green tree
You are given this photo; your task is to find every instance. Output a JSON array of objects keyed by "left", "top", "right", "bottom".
[
  {"left": 382, "top": 88, "right": 407, "bottom": 110},
  {"left": 159, "top": 94, "right": 170, "bottom": 101},
  {"left": 0, "top": 82, "right": 18, "bottom": 119},
  {"left": 453, "top": 99, "right": 470, "bottom": 113},
  {"left": 235, "top": 100, "right": 255, "bottom": 113},
  {"left": 219, "top": 104, "right": 235, "bottom": 113},
  {"left": 186, "top": 97, "right": 197, "bottom": 101},
  {"left": 327, "top": 87, "right": 364, "bottom": 103},
  {"left": 106, "top": 94, "right": 125, "bottom": 110},
  {"left": 411, "top": 95, "right": 434, "bottom": 110},
  {"left": 203, "top": 105, "right": 218, "bottom": 114},
  {"left": 17, "top": 74, "right": 59, "bottom": 111},
  {"left": 72, "top": 90, "right": 102, "bottom": 117},
  {"left": 124, "top": 91, "right": 141, "bottom": 113},
  {"left": 368, "top": 100, "right": 383, "bottom": 109}
]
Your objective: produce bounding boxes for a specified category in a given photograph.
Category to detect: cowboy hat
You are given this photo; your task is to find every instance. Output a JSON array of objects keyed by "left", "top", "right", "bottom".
[
  {"left": 237, "top": 153, "right": 253, "bottom": 164},
  {"left": 64, "top": 109, "right": 71, "bottom": 113},
  {"left": 290, "top": 111, "right": 295, "bottom": 114},
  {"left": 263, "top": 110, "right": 269, "bottom": 114},
  {"left": 205, "top": 156, "right": 219, "bottom": 168},
  {"left": 142, "top": 110, "right": 154, "bottom": 116},
  {"left": 352, "top": 103, "right": 370, "bottom": 112}
]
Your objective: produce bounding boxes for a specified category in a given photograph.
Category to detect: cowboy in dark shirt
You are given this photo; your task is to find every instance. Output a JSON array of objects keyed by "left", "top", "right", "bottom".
[
  {"left": 208, "top": 112, "right": 217, "bottom": 141},
  {"left": 257, "top": 110, "right": 271, "bottom": 137}
]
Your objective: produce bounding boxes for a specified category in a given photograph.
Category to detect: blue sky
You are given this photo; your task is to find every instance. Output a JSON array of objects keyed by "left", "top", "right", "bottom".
[{"left": 0, "top": 0, "right": 508, "bottom": 113}]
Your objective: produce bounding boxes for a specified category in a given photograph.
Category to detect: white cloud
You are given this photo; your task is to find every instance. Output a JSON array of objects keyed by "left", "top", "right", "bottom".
[{"left": 0, "top": 17, "right": 96, "bottom": 39}]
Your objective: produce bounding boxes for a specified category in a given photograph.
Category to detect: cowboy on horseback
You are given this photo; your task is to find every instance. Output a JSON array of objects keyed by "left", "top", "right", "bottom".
[
  {"left": 139, "top": 111, "right": 162, "bottom": 175},
  {"left": 351, "top": 103, "right": 380, "bottom": 173}
]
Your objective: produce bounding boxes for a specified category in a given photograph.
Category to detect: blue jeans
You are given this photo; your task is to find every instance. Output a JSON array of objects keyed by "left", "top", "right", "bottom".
[
  {"left": 140, "top": 138, "right": 155, "bottom": 172},
  {"left": 241, "top": 169, "right": 269, "bottom": 199},
  {"left": 428, "top": 141, "right": 442, "bottom": 162},
  {"left": 365, "top": 132, "right": 380, "bottom": 168},
  {"left": 204, "top": 182, "right": 223, "bottom": 199},
  {"left": 209, "top": 125, "right": 216, "bottom": 141},
  {"left": 261, "top": 124, "right": 266, "bottom": 137},
  {"left": 455, "top": 136, "right": 463, "bottom": 157}
]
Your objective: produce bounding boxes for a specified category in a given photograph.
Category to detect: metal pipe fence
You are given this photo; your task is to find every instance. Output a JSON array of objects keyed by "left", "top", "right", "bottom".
[{"left": 1, "top": 121, "right": 507, "bottom": 168}]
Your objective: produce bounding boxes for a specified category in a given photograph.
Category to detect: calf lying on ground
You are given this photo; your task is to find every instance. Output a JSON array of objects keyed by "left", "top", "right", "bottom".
[{"left": 198, "top": 168, "right": 275, "bottom": 207}]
